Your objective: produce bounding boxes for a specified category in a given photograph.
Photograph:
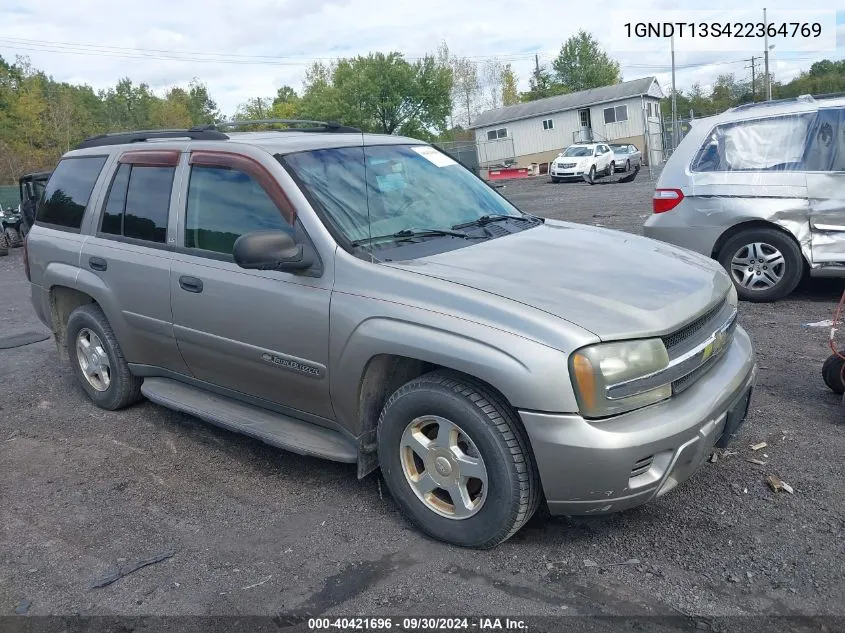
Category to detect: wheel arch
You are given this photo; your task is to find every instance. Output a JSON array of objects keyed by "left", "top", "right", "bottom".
[{"left": 711, "top": 219, "right": 808, "bottom": 264}]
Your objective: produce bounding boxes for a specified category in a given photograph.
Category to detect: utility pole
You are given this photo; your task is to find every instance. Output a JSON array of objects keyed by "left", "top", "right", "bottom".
[
  {"left": 763, "top": 8, "right": 771, "bottom": 101},
  {"left": 671, "top": 34, "right": 677, "bottom": 150},
  {"left": 746, "top": 56, "right": 757, "bottom": 101}
]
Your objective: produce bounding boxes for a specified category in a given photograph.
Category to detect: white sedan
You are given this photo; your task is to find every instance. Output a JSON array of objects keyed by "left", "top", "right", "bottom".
[
  {"left": 609, "top": 143, "right": 642, "bottom": 172},
  {"left": 549, "top": 143, "right": 615, "bottom": 182}
]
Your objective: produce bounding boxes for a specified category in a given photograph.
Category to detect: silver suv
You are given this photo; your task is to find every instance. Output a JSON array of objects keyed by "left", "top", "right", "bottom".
[
  {"left": 25, "top": 121, "right": 756, "bottom": 548},
  {"left": 644, "top": 95, "right": 845, "bottom": 302}
]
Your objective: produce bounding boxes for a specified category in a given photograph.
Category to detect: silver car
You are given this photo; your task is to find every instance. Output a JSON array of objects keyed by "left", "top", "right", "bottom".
[
  {"left": 644, "top": 95, "right": 845, "bottom": 302},
  {"left": 25, "top": 122, "right": 756, "bottom": 548},
  {"left": 610, "top": 143, "right": 642, "bottom": 172}
]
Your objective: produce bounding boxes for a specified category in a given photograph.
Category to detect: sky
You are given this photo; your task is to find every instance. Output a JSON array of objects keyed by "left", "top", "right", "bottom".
[{"left": 1, "top": 0, "right": 843, "bottom": 117}]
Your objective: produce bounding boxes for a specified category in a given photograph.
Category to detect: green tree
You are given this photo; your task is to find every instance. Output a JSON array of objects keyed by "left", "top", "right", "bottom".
[
  {"left": 300, "top": 52, "right": 452, "bottom": 135},
  {"left": 522, "top": 62, "right": 564, "bottom": 102},
  {"left": 551, "top": 30, "right": 621, "bottom": 92},
  {"left": 501, "top": 64, "right": 520, "bottom": 106}
]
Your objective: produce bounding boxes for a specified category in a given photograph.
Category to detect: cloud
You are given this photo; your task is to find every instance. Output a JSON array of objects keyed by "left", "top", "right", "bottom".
[{"left": 0, "top": 0, "right": 842, "bottom": 115}]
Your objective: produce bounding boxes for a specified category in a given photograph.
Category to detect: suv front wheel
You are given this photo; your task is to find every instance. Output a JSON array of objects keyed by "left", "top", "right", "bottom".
[
  {"left": 717, "top": 227, "right": 804, "bottom": 302},
  {"left": 377, "top": 370, "right": 541, "bottom": 548}
]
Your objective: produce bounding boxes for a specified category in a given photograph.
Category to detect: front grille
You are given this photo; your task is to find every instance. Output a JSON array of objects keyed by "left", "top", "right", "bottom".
[
  {"left": 630, "top": 455, "right": 654, "bottom": 478},
  {"left": 561, "top": 162, "right": 576, "bottom": 168},
  {"left": 661, "top": 300, "right": 726, "bottom": 352},
  {"left": 671, "top": 353, "right": 721, "bottom": 395}
]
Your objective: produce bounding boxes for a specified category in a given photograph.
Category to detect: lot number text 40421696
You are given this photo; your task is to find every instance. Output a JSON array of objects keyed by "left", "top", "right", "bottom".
[{"left": 307, "top": 617, "right": 529, "bottom": 631}]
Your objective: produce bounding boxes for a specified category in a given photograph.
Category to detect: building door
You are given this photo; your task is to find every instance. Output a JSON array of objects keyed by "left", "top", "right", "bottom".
[{"left": 577, "top": 109, "right": 592, "bottom": 142}]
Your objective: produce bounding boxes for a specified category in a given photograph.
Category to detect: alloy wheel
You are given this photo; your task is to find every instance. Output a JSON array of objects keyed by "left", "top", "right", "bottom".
[
  {"left": 76, "top": 328, "right": 111, "bottom": 391},
  {"left": 730, "top": 242, "right": 786, "bottom": 290},
  {"left": 399, "top": 415, "right": 488, "bottom": 519}
]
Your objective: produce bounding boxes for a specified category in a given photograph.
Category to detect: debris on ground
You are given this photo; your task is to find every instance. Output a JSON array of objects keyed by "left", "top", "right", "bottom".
[
  {"left": 751, "top": 442, "right": 768, "bottom": 451},
  {"left": 584, "top": 558, "right": 640, "bottom": 568},
  {"left": 710, "top": 452, "right": 719, "bottom": 463},
  {"left": 14, "top": 599, "right": 31, "bottom": 614},
  {"left": 5, "top": 430, "right": 20, "bottom": 442},
  {"left": 241, "top": 575, "right": 272, "bottom": 590},
  {"left": 767, "top": 475, "right": 795, "bottom": 494},
  {"left": 802, "top": 319, "right": 834, "bottom": 329},
  {"left": 90, "top": 547, "right": 177, "bottom": 589},
  {"left": 746, "top": 458, "right": 768, "bottom": 466}
]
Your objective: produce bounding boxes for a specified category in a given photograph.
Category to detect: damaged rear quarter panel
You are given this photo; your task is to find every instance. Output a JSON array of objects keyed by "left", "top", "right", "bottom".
[{"left": 687, "top": 171, "right": 813, "bottom": 263}]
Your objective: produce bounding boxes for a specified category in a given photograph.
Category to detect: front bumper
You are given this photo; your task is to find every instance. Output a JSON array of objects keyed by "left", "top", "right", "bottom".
[{"left": 519, "top": 325, "right": 756, "bottom": 515}]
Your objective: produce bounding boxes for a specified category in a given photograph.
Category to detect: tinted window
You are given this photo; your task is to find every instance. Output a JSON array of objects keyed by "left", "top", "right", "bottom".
[
  {"left": 691, "top": 114, "right": 814, "bottom": 172},
  {"left": 123, "top": 166, "right": 173, "bottom": 243},
  {"left": 100, "top": 163, "right": 130, "bottom": 236},
  {"left": 36, "top": 156, "right": 107, "bottom": 229},
  {"left": 185, "top": 166, "right": 293, "bottom": 255}
]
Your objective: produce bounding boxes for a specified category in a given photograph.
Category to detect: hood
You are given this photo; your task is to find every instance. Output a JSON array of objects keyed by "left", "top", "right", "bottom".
[{"left": 385, "top": 221, "right": 731, "bottom": 341}]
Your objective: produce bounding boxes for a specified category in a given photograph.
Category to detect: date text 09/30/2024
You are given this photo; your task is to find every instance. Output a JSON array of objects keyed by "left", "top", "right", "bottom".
[{"left": 307, "top": 617, "right": 529, "bottom": 631}]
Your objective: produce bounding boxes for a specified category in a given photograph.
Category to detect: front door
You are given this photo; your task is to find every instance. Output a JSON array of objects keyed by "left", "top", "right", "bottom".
[
  {"left": 806, "top": 107, "right": 845, "bottom": 264},
  {"left": 169, "top": 150, "right": 334, "bottom": 420}
]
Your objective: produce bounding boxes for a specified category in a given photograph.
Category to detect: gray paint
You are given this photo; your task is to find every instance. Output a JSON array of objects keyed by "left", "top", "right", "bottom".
[{"left": 28, "top": 128, "right": 756, "bottom": 517}]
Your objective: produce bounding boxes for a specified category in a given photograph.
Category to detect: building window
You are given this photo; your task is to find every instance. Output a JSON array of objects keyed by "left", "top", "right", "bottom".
[
  {"left": 604, "top": 105, "right": 629, "bottom": 124},
  {"left": 542, "top": 119, "right": 554, "bottom": 130},
  {"left": 486, "top": 128, "right": 508, "bottom": 141},
  {"left": 646, "top": 102, "right": 652, "bottom": 117}
]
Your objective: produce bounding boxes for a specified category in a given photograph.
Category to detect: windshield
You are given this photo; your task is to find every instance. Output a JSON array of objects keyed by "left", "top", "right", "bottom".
[
  {"left": 609, "top": 144, "right": 628, "bottom": 152},
  {"left": 281, "top": 144, "right": 525, "bottom": 245},
  {"left": 562, "top": 146, "right": 594, "bottom": 157}
]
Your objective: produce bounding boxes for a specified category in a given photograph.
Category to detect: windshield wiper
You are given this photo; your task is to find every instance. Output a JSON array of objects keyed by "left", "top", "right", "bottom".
[
  {"left": 451, "top": 214, "right": 539, "bottom": 230},
  {"left": 351, "top": 228, "right": 481, "bottom": 247}
]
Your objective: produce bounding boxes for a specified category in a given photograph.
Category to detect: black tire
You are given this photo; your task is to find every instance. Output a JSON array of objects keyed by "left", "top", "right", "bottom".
[
  {"left": 822, "top": 353, "right": 845, "bottom": 394},
  {"left": 4, "top": 226, "right": 22, "bottom": 248},
  {"left": 605, "top": 162, "right": 614, "bottom": 177},
  {"left": 66, "top": 303, "right": 143, "bottom": 410},
  {"left": 717, "top": 227, "right": 804, "bottom": 302},
  {"left": 625, "top": 159, "right": 631, "bottom": 172},
  {"left": 377, "top": 370, "right": 541, "bottom": 549},
  {"left": 550, "top": 177, "right": 560, "bottom": 183},
  {"left": 588, "top": 165, "right": 596, "bottom": 182}
]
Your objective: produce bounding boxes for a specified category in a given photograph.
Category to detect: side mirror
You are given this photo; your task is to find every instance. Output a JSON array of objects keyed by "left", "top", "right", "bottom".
[{"left": 233, "top": 230, "right": 313, "bottom": 272}]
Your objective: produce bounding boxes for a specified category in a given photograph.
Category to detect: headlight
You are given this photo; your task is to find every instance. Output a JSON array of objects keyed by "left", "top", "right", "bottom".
[{"left": 570, "top": 339, "right": 671, "bottom": 418}]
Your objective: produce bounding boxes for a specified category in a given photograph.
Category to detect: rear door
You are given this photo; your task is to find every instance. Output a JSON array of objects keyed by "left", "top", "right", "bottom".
[
  {"left": 169, "top": 149, "right": 334, "bottom": 420},
  {"left": 80, "top": 150, "right": 189, "bottom": 374},
  {"left": 805, "top": 107, "right": 845, "bottom": 264}
]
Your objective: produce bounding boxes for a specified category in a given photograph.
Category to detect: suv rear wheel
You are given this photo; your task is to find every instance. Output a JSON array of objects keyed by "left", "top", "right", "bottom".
[
  {"left": 66, "top": 303, "right": 143, "bottom": 410},
  {"left": 377, "top": 370, "right": 541, "bottom": 548},
  {"left": 717, "top": 227, "right": 803, "bottom": 302}
]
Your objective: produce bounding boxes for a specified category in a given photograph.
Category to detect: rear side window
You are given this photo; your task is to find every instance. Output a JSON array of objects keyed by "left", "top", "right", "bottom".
[
  {"left": 691, "top": 114, "right": 814, "bottom": 172},
  {"left": 185, "top": 165, "right": 293, "bottom": 255},
  {"left": 37, "top": 156, "right": 107, "bottom": 229},
  {"left": 100, "top": 164, "right": 174, "bottom": 243},
  {"left": 804, "top": 107, "right": 845, "bottom": 172}
]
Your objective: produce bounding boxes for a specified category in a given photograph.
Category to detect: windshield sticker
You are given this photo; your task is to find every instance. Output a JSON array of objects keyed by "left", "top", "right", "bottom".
[{"left": 412, "top": 145, "right": 457, "bottom": 167}]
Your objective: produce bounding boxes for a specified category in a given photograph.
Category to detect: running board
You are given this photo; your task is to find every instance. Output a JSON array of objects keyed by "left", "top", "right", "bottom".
[{"left": 140, "top": 377, "right": 357, "bottom": 463}]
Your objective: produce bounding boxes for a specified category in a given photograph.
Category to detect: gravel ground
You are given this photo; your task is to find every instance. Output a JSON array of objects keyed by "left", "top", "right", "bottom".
[{"left": 1, "top": 172, "right": 844, "bottom": 624}]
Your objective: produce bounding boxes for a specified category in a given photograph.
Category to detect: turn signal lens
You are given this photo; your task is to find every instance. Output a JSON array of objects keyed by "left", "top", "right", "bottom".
[{"left": 572, "top": 353, "right": 596, "bottom": 411}]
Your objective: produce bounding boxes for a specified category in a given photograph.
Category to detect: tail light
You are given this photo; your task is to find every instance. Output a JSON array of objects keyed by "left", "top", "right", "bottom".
[
  {"left": 653, "top": 189, "right": 684, "bottom": 213},
  {"left": 22, "top": 233, "right": 31, "bottom": 281}
]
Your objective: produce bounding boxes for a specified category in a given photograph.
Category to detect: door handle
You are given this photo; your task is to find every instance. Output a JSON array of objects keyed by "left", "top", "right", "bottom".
[
  {"left": 179, "top": 275, "right": 203, "bottom": 293},
  {"left": 89, "top": 256, "right": 107, "bottom": 272}
]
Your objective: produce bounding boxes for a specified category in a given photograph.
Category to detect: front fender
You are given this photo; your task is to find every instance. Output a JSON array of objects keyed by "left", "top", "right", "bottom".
[{"left": 329, "top": 297, "right": 580, "bottom": 435}]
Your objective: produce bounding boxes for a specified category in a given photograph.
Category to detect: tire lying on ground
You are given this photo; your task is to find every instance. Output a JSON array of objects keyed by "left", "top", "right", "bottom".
[{"left": 377, "top": 370, "right": 541, "bottom": 549}]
